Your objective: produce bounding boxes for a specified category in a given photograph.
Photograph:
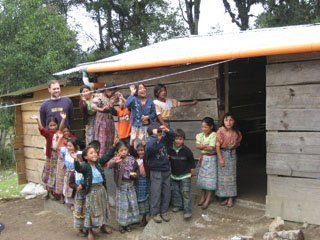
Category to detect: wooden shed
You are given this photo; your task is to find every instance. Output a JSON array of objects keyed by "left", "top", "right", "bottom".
[{"left": 3, "top": 24, "right": 320, "bottom": 224}]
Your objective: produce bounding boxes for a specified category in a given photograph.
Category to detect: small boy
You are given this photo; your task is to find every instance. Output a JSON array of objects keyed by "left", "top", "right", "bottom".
[
  {"left": 169, "top": 129, "right": 195, "bottom": 219},
  {"left": 145, "top": 122, "right": 175, "bottom": 223},
  {"left": 111, "top": 93, "right": 131, "bottom": 147}
]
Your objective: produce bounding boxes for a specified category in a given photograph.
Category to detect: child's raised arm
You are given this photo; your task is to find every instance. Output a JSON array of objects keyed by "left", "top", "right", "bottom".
[
  {"left": 30, "top": 115, "right": 43, "bottom": 131},
  {"left": 55, "top": 131, "right": 64, "bottom": 151},
  {"left": 138, "top": 130, "right": 146, "bottom": 146},
  {"left": 59, "top": 112, "right": 67, "bottom": 131},
  {"left": 180, "top": 100, "right": 198, "bottom": 107},
  {"left": 98, "top": 136, "right": 118, "bottom": 166}
]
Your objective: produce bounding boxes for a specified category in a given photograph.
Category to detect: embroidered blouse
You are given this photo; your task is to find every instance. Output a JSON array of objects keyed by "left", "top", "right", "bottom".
[{"left": 216, "top": 127, "right": 242, "bottom": 149}]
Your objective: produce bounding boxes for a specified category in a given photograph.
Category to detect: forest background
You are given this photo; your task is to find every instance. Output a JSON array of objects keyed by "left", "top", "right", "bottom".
[{"left": 0, "top": 0, "right": 319, "bottom": 167}]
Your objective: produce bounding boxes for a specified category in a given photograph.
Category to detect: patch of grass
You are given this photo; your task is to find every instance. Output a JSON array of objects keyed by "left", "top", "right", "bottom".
[{"left": 0, "top": 169, "right": 26, "bottom": 199}]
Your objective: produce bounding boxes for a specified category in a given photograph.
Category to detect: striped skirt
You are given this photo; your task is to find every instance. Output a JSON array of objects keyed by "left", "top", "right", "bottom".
[
  {"left": 136, "top": 176, "right": 150, "bottom": 215},
  {"left": 42, "top": 150, "right": 58, "bottom": 192},
  {"left": 197, "top": 154, "right": 217, "bottom": 190},
  {"left": 84, "top": 184, "right": 111, "bottom": 229},
  {"left": 86, "top": 115, "right": 96, "bottom": 145},
  {"left": 55, "top": 157, "right": 65, "bottom": 195},
  {"left": 63, "top": 169, "right": 74, "bottom": 205},
  {"left": 116, "top": 181, "right": 140, "bottom": 226},
  {"left": 95, "top": 112, "right": 115, "bottom": 155},
  {"left": 74, "top": 189, "right": 86, "bottom": 229},
  {"left": 216, "top": 149, "right": 237, "bottom": 197}
]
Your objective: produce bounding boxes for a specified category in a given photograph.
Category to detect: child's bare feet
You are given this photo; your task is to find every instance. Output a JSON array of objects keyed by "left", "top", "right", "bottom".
[
  {"left": 87, "top": 229, "right": 94, "bottom": 240},
  {"left": 100, "top": 225, "right": 112, "bottom": 234},
  {"left": 59, "top": 195, "right": 64, "bottom": 204},
  {"left": 77, "top": 229, "right": 87, "bottom": 237},
  {"left": 140, "top": 215, "right": 148, "bottom": 227}
]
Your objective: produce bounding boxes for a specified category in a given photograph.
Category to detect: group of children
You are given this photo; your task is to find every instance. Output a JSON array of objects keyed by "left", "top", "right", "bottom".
[{"left": 33, "top": 82, "right": 242, "bottom": 240}]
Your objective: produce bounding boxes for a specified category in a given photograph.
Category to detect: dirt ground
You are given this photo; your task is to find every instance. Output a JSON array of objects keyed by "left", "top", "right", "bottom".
[{"left": 1, "top": 196, "right": 320, "bottom": 240}]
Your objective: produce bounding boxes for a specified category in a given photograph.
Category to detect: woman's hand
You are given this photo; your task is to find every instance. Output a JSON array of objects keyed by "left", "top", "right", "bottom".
[
  {"left": 80, "top": 94, "right": 86, "bottom": 102},
  {"left": 130, "top": 172, "right": 138, "bottom": 178},
  {"left": 131, "top": 131, "right": 137, "bottom": 141},
  {"left": 130, "top": 84, "right": 137, "bottom": 96},
  {"left": 103, "top": 105, "right": 110, "bottom": 111},
  {"left": 159, "top": 125, "right": 169, "bottom": 132},
  {"left": 219, "top": 158, "right": 225, "bottom": 167},
  {"left": 57, "top": 131, "right": 63, "bottom": 139},
  {"left": 141, "top": 115, "right": 149, "bottom": 122},
  {"left": 114, "top": 154, "right": 122, "bottom": 163}
]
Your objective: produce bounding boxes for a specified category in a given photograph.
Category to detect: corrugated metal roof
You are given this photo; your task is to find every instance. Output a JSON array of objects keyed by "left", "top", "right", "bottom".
[{"left": 54, "top": 23, "right": 320, "bottom": 75}]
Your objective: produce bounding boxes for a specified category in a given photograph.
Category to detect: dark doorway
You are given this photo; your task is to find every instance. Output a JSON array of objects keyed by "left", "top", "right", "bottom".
[{"left": 220, "top": 57, "right": 267, "bottom": 204}]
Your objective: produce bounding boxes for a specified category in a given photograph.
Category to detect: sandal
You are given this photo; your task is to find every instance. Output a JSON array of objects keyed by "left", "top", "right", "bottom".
[
  {"left": 198, "top": 199, "right": 205, "bottom": 206},
  {"left": 201, "top": 202, "right": 210, "bottom": 210},
  {"left": 220, "top": 200, "right": 228, "bottom": 206},
  {"left": 119, "top": 226, "right": 126, "bottom": 234}
]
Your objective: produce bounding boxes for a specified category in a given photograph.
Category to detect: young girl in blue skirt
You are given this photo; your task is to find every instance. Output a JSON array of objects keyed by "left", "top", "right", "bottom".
[
  {"left": 196, "top": 117, "right": 217, "bottom": 210},
  {"left": 73, "top": 138, "right": 117, "bottom": 240}
]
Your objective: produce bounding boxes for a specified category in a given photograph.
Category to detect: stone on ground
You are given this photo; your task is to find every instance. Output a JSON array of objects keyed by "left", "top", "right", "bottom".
[
  {"left": 269, "top": 216, "right": 284, "bottom": 232},
  {"left": 263, "top": 230, "right": 305, "bottom": 240}
]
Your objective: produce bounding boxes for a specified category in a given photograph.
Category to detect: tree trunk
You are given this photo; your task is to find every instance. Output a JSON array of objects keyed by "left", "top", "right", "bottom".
[{"left": 194, "top": 0, "right": 201, "bottom": 35}]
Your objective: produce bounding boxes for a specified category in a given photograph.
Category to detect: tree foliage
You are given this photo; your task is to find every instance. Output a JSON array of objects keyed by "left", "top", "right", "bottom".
[
  {"left": 256, "top": 0, "right": 320, "bottom": 28},
  {"left": 0, "top": 0, "right": 79, "bottom": 94},
  {"left": 222, "top": 0, "right": 265, "bottom": 30},
  {"left": 79, "top": 0, "right": 187, "bottom": 59},
  {"left": 178, "top": 0, "right": 201, "bottom": 35}
]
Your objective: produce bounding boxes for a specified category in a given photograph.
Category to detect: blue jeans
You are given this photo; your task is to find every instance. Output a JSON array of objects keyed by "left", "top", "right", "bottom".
[{"left": 171, "top": 178, "right": 192, "bottom": 214}]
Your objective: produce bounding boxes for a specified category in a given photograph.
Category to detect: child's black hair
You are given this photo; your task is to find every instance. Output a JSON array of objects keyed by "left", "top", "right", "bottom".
[
  {"left": 147, "top": 122, "right": 161, "bottom": 137},
  {"left": 134, "top": 83, "right": 146, "bottom": 97},
  {"left": 82, "top": 146, "right": 94, "bottom": 162},
  {"left": 153, "top": 84, "right": 166, "bottom": 98},
  {"left": 115, "top": 141, "right": 129, "bottom": 153},
  {"left": 136, "top": 143, "right": 145, "bottom": 150},
  {"left": 175, "top": 129, "right": 186, "bottom": 139},
  {"left": 88, "top": 140, "right": 101, "bottom": 150},
  {"left": 202, "top": 117, "right": 215, "bottom": 132},
  {"left": 46, "top": 117, "right": 58, "bottom": 126},
  {"left": 221, "top": 112, "right": 240, "bottom": 136},
  {"left": 67, "top": 138, "right": 79, "bottom": 150},
  {"left": 80, "top": 85, "right": 91, "bottom": 93}
]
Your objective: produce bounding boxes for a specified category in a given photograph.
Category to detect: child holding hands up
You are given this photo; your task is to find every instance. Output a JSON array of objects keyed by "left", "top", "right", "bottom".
[
  {"left": 73, "top": 138, "right": 117, "bottom": 240},
  {"left": 108, "top": 142, "right": 140, "bottom": 233}
]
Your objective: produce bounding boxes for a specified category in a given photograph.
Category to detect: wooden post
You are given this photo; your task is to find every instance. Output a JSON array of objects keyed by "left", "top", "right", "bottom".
[
  {"left": 224, "top": 62, "right": 229, "bottom": 113},
  {"left": 14, "top": 104, "right": 27, "bottom": 184}
]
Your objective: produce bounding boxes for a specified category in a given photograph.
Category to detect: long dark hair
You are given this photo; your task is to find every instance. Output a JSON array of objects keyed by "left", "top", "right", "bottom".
[
  {"left": 46, "top": 117, "right": 58, "bottom": 126},
  {"left": 202, "top": 117, "right": 215, "bottom": 132},
  {"left": 115, "top": 141, "right": 129, "bottom": 154},
  {"left": 80, "top": 85, "right": 91, "bottom": 93},
  {"left": 221, "top": 112, "right": 240, "bottom": 136},
  {"left": 153, "top": 84, "right": 166, "bottom": 99}
]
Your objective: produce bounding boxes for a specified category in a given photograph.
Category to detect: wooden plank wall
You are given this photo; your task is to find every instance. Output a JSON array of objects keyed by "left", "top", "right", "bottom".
[
  {"left": 97, "top": 63, "right": 220, "bottom": 159},
  {"left": 266, "top": 53, "right": 320, "bottom": 225},
  {"left": 18, "top": 86, "right": 82, "bottom": 184}
]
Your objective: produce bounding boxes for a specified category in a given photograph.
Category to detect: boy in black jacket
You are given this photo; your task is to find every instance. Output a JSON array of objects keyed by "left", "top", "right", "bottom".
[
  {"left": 145, "top": 122, "right": 175, "bottom": 223},
  {"left": 169, "top": 129, "right": 195, "bottom": 219}
]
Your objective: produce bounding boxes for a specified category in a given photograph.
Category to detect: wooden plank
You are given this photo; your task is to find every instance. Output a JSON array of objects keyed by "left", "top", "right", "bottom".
[
  {"left": 16, "top": 161, "right": 25, "bottom": 174},
  {"left": 24, "top": 135, "right": 44, "bottom": 148},
  {"left": 266, "top": 60, "right": 320, "bottom": 86},
  {"left": 266, "top": 175, "right": 320, "bottom": 224},
  {"left": 25, "top": 169, "right": 41, "bottom": 184},
  {"left": 14, "top": 149, "right": 24, "bottom": 162},
  {"left": 97, "top": 63, "right": 219, "bottom": 86},
  {"left": 24, "top": 147, "right": 45, "bottom": 160},
  {"left": 266, "top": 109, "right": 320, "bottom": 131},
  {"left": 170, "top": 121, "right": 201, "bottom": 140},
  {"left": 267, "top": 152, "right": 320, "bottom": 178},
  {"left": 184, "top": 140, "right": 201, "bottom": 160},
  {"left": 25, "top": 158, "right": 45, "bottom": 173},
  {"left": 267, "top": 132, "right": 320, "bottom": 155},
  {"left": 267, "top": 175, "right": 320, "bottom": 200},
  {"left": 267, "top": 84, "right": 320, "bottom": 109},
  {"left": 171, "top": 100, "right": 218, "bottom": 121},
  {"left": 22, "top": 111, "right": 40, "bottom": 123},
  {"left": 23, "top": 123, "right": 39, "bottom": 135},
  {"left": 17, "top": 173, "right": 27, "bottom": 185},
  {"left": 21, "top": 102, "right": 41, "bottom": 111},
  {"left": 267, "top": 52, "right": 320, "bottom": 64},
  {"left": 266, "top": 195, "right": 320, "bottom": 225},
  {"left": 14, "top": 136, "right": 24, "bottom": 149},
  {"left": 118, "top": 79, "right": 217, "bottom": 100}
]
